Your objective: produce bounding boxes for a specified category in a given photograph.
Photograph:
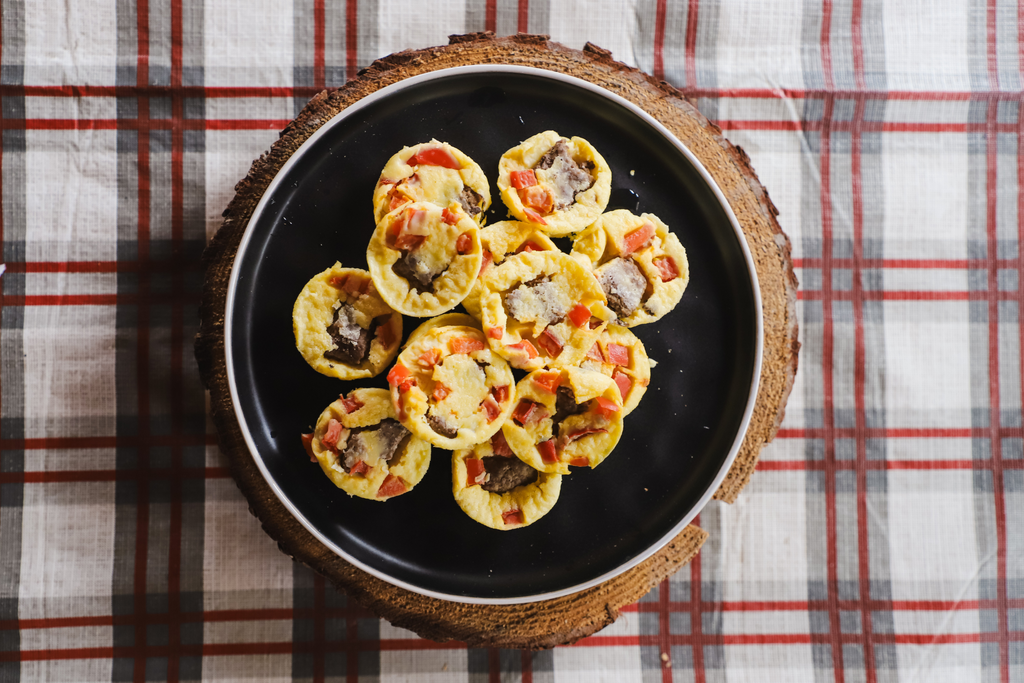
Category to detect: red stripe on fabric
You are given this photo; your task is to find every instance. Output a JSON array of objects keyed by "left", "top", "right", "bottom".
[
  {"left": 488, "top": 648, "right": 500, "bottom": 683},
  {"left": 684, "top": 0, "right": 699, "bottom": 88},
  {"left": 759, "top": 459, "right": 1024, "bottom": 471},
  {"left": 653, "top": 0, "right": 667, "bottom": 81},
  {"left": 659, "top": 578, "right": 673, "bottom": 683},
  {"left": 485, "top": 0, "right": 496, "bottom": 33},
  {"left": 0, "top": 468, "right": 230, "bottom": 485},
  {"left": 777, "top": 427, "right": 1024, "bottom": 439},
  {"left": 346, "top": 0, "right": 358, "bottom": 81},
  {"left": 851, "top": 0, "right": 865, "bottom": 90},
  {"left": 820, "top": 0, "right": 834, "bottom": 91},
  {"left": 715, "top": 120, "right": 1020, "bottom": 134},
  {"left": 521, "top": 650, "right": 533, "bottom": 683},
  {"left": 314, "top": 0, "right": 326, "bottom": 89},
  {"left": 517, "top": 0, "right": 529, "bottom": 33},
  {"left": 794, "top": 257, "right": 1024, "bottom": 269}
]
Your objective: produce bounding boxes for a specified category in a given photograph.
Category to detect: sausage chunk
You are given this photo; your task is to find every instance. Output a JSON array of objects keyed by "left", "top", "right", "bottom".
[
  {"left": 504, "top": 276, "right": 570, "bottom": 328},
  {"left": 481, "top": 455, "right": 538, "bottom": 493},
  {"left": 341, "top": 418, "right": 409, "bottom": 471},
  {"left": 324, "top": 303, "right": 372, "bottom": 365},
  {"left": 534, "top": 140, "right": 595, "bottom": 211},
  {"left": 392, "top": 252, "right": 438, "bottom": 293},
  {"left": 595, "top": 257, "right": 647, "bottom": 320},
  {"left": 425, "top": 412, "right": 459, "bottom": 439},
  {"left": 458, "top": 187, "right": 484, "bottom": 216}
]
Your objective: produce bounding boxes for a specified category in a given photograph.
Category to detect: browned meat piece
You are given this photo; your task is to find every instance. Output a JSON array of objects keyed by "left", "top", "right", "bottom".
[
  {"left": 341, "top": 418, "right": 410, "bottom": 471},
  {"left": 373, "top": 419, "right": 410, "bottom": 464},
  {"left": 534, "top": 140, "right": 594, "bottom": 211},
  {"left": 504, "top": 276, "right": 570, "bottom": 328},
  {"left": 481, "top": 455, "right": 538, "bottom": 493},
  {"left": 458, "top": 187, "right": 484, "bottom": 216},
  {"left": 324, "top": 303, "right": 371, "bottom": 365},
  {"left": 597, "top": 257, "right": 647, "bottom": 320},
  {"left": 551, "top": 385, "right": 587, "bottom": 436},
  {"left": 426, "top": 412, "right": 459, "bottom": 438},
  {"left": 392, "top": 252, "right": 438, "bottom": 292}
]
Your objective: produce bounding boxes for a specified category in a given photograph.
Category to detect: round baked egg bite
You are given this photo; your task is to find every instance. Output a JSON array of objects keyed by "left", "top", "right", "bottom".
[
  {"left": 304, "top": 388, "right": 430, "bottom": 501},
  {"left": 452, "top": 430, "right": 561, "bottom": 530},
  {"left": 497, "top": 130, "right": 611, "bottom": 237},
  {"left": 570, "top": 209, "right": 689, "bottom": 327},
  {"left": 372, "top": 140, "right": 491, "bottom": 225},
  {"left": 367, "top": 201, "right": 482, "bottom": 317},
  {"left": 388, "top": 324, "right": 516, "bottom": 450},
  {"left": 579, "top": 324, "right": 652, "bottom": 417},
  {"left": 476, "top": 251, "right": 615, "bottom": 371},
  {"left": 502, "top": 366, "right": 624, "bottom": 475},
  {"left": 292, "top": 264, "right": 402, "bottom": 380}
]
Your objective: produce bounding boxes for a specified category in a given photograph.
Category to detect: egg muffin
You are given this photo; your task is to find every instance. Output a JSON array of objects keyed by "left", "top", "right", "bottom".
[
  {"left": 367, "top": 202, "right": 483, "bottom": 317},
  {"left": 496, "top": 131, "right": 611, "bottom": 236},
  {"left": 570, "top": 210, "right": 689, "bottom": 327},
  {"left": 402, "top": 312, "right": 481, "bottom": 350},
  {"left": 305, "top": 388, "right": 430, "bottom": 500},
  {"left": 579, "top": 324, "right": 651, "bottom": 416},
  {"left": 388, "top": 324, "right": 516, "bottom": 450},
  {"left": 476, "top": 251, "right": 615, "bottom": 371},
  {"left": 502, "top": 367, "right": 624, "bottom": 475},
  {"left": 461, "top": 220, "right": 560, "bottom": 320},
  {"left": 452, "top": 430, "right": 562, "bottom": 530},
  {"left": 292, "top": 264, "right": 402, "bottom": 380},
  {"left": 372, "top": 140, "right": 491, "bottom": 225}
]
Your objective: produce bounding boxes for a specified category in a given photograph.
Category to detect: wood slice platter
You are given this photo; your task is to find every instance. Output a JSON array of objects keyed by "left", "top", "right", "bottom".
[{"left": 195, "top": 32, "right": 799, "bottom": 649}]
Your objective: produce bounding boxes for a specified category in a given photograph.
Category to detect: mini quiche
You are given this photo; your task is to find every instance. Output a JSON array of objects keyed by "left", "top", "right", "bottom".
[
  {"left": 388, "top": 324, "right": 516, "bottom": 450},
  {"left": 570, "top": 209, "right": 689, "bottom": 327},
  {"left": 303, "top": 388, "right": 430, "bottom": 501},
  {"left": 497, "top": 131, "right": 611, "bottom": 236},
  {"left": 371, "top": 140, "right": 491, "bottom": 225},
  {"left": 461, "top": 220, "right": 560, "bottom": 320},
  {"left": 476, "top": 251, "right": 615, "bottom": 371},
  {"left": 452, "top": 430, "right": 561, "bottom": 530},
  {"left": 579, "top": 324, "right": 651, "bottom": 416},
  {"left": 367, "top": 202, "right": 483, "bottom": 317},
  {"left": 402, "top": 312, "right": 481, "bottom": 349},
  {"left": 292, "top": 264, "right": 402, "bottom": 380},
  {"left": 502, "top": 366, "right": 624, "bottom": 474}
]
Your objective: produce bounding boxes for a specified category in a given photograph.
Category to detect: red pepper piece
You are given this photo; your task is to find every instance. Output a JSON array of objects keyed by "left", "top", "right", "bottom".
[
  {"left": 586, "top": 343, "right": 605, "bottom": 362},
  {"left": 417, "top": 348, "right": 441, "bottom": 368},
  {"left": 514, "top": 240, "right": 543, "bottom": 254},
  {"left": 486, "top": 326, "right": 504, "bottom": 340},
  {"left": 407, "top": 146, "right": 462, "bottom": 169},
  {"left": 339, "top": 394, "right": 364, "bottom": 414},
  {"left": 568, "top": 457, "right": 590, "bottom": 467},
  {"left": 394, "top": 233, "right": 426, "bottom": 251},
  {"left": 321, "top": 419, "right": 344, "bottom": 449},
  {"left": 607, "top": 343, "right": 630, "bottom": 366},
  {"left": 343, "top": 276, "right": 368, "bottom": 296},
  {"left": 612, "top": 371, "right": 632, "bottom": 401},
  {"left": 465, "top": 458, "right": 486, "bottom": 486},
  {"left": 450, "top": 336, "right": 486, "bottom": 354},
  {"left": 479, "top": 249, "right": 494, "bottom": 274},
  {"left": 622, "top": 222, "right": 655, "bottom": 257},
  {"left": 455, "top": 232, "right": 472, "bottom": 254},
  {"left": 522, "top": 208, "right": 547, "bottom": 226},
  {"left": 537, "top": 439, "right": 558, "bottom": 463},
  {"left": 387, "top": 364, "right": 416, "bottom": 393},
  {"left": 501, "top": 509, "right": 525, "bottom": 526},
  {"left": 535, "top": 329, "right": 563, "bottom": 357},
  {"left": 378, "top": 177, "right": 397, "bottom": 186},
  {"left": 441, "top": 207, "right": 459, "bottom": 225},
  {"left": 531, "top": 372, "right": 560, "bottom": 394},
  {"left": 518, "top": 185, "right": 553, "bottom": 214},
  {"left": 376, "top": 473, "right": 408, "bottom": 498},
  {"left": 301, "top": 433, "right": 316, "bottom": 462},
  {"left": 653, "top": 256, "right": 679, "bottom": 282},
  {"left": 432, "top": 383, "right": 450, "bottom": 402},
  {"left": 512, "top": 399, "right": 539, "bottom": 426},
  {"left": 567, "top": 303, "right": 591, "bottom": 328},
  {"left": 509, "top": 169, "right": 537, "bottom": 189},
  {"left": 491, "top": 430, "right": 514, "bottom": 457},
  {"left": 328, "top": 274, "right": 348, "bottom": 289},
  {"left": 481, "top": 396, "right": 501, "bottom": 423},
  {"left": 593, "top": 396, "right": 620, "bottom": 419},
  {"left": 491, "top": 384, "right": 510, "bottom": 403},
  {"left": 506, "top": 339, "right": 539, "bottom": 359},
  {"left": 349, "top": 460, "right": 370, "bottom": 477},
  {"left": 388, "top": 192, "right": 408, "bottom": 213},
  {"left": 375, "top": 318, "right": 395, "bottom": 349}
]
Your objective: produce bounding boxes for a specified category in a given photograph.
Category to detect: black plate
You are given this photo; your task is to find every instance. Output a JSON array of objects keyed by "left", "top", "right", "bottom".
[{"left": 227, "top": 67, "right": 759, "bottom": 602}]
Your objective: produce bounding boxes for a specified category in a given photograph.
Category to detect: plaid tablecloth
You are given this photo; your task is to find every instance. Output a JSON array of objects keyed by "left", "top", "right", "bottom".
[{"left": 2, "top": 1, "right": 1023, "bottom": 681}]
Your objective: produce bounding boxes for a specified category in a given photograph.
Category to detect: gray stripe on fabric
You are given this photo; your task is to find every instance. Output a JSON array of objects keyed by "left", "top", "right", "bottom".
[
  {"left": 967, "top": 0, "right": 990, "bottom": 90},
  {"left": 974, "top": 469, "right": 1000, "bottom": 602},
  {"left": 800, "top": 0, "right": 825, "bottom": 90},
  {"left": 693, "top": 0, "right": 719, "bottom": 121},
  {"left": 464, "top": 0, "right": 485, "bottom": 34},
  {"left": 526, "top": 0, "right": 549, "bottom": 35},
  {"left": 495, "top": 0, "right": 519, "bottom": 36},
  {"left": 115, "top": 0, "right": 137, "bottom": 86},
  {"left": 292, "top": 565, "right": 315, "bottom": 682},
  {"left": 148, "top": 0, "right": 171, "bottom": 87},
  {"left": 181, "top": 0, "right": 204, "bottom": 86},
  {"left": 658, "top": 0, "right": 689, "bottom": 88},
  {"left": 632, "top": 0, "right": 657, "bottom": 77},
  {"left": 0, "top": 0, "right": 25, "bottom": 85},
  {"left": 860, "top": 0, "right": 886, "bottom": 90},
  {"left": 294, "top": 0, "right": 316, "bottom": 115},
  {"left": 325, "top": 0, "right": 348, "bottom": 87},
  {"left": 357, "top": 0, "right": 381, "bottom": 76},
  {"left": 829, "top": 0, "right": 854, "bottom": 90},
  {"left": 996, "top": 0, "right": 1021, "bottom": 90}
]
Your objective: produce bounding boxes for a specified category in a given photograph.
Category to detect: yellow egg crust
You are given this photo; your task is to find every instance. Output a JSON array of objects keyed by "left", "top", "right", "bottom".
[
  {"left": 292, "top": 264, "right": 403, "bottom": 380},
  {"left": 476, "top": 251, "right": 615, "bottom": 371},
  {"left": 402, "top": 312, "right": 481, "bottom": 350},
  {"left": 578, "top": 324, "right": 651, "bottom": 416},
  {"left": 389, "top": 325, "right": 517, "bottom": 450},
  {"left": 570, "top": 209, "right": 690, "bottom": 327},
  {"left": 502, "top": 367, "right": 624, "bottom": 474},
  {"left": 310, "top": 388, "right": 431, "bottom": 501},
  {"left": 462, "top": 220, "right": 560, "bottom": 320},
  {"left": 367, "top": 202, "right": 483, "bottom": 317},
  {"left": 452, "top": 436, "right": 562, "bottom": 530},
  {"left": 496, "top": 130, "right": 611, "bottom": 237},
  {"left": 371, "top": 140, "right": 491, "bottom": 225}
]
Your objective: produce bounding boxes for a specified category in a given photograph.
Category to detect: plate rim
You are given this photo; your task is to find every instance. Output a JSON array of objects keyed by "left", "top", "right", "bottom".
[{"left": 223, "top": 64, "right": 764, "bottom": 605}]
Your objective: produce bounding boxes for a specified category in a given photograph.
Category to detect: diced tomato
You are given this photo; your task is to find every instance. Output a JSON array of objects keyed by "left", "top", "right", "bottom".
[
  {"left": 417, "top": 348, "right": 441, "bottom": 368},
  {"left": 450, "top": 336, "right": 486, "bottom": 354},
  {"left": 465, "top": 458, "right": 487, "bottom": 486},
  {"left": 479, "top": 249, "right": 494, "bottom": 274},
  {"left": 622, "top": 222, "right": 655, "bottom": 257},
  {"left": 378, "top": 177, "right": 397, "bottom": 186},
  {"left": 441, "top": 207, "right": 459, "bottom": 225},
  {"left": 567, "top": 303, "right": 591, "bottom": 328},
  {"left": 501, "top": 509, "right": 525, "bottom": 526},
  {"left": 507, "top": 339, "right": 538, "bottom": 359},
  {"left": 535, "top": 329, "right": 563, "bottom": 357},
  {"left": 537, "top": 439, "right": 558, "bottom": 463},
  {"left": 512, "top": 399, "right": 540, "bottom": 426},
  {"left": 607, "top": 343, "right": 630, "bottom": 366},
  {"left": 486, "top": 326, "right": 504, "bottom": 340},
  {"left": 586, "top": 343, "right": 605, "bottom": 362},
  {"left": 653, "top": 256, "right": 679, "bottom": 282},
  {"left": 569, "top": 457, "right": 590, "bottom": 467},
  {"left": 514, "top": 240, "right": 543, "bottom": 254},
  {"left": 394, "top": 233, "right": 425, "bottom": 251},
  {"left": 518, "top": 185, "right": 553, "bottom": 214},
  {"left": 481, "top": 396, "right": 501, "bottom": 423},
  {"left": 322, "top": 419, "right": 343, "bottom": 449},
  {"left": 509, "top": 169, "right": 537, "bottom": 189},
  {"left": 387, "top": 364, "right": 415, "bottom": 393},
  {"left": 612, "top": 371, "right": 632, "bottom": 401},
  {"left": 388, "top": 192, "right": 408, "bottom": 213},
  {"left": 376, "top": 473, "right": 408, "bottom": 498},
  {"left": 407, "top": 146, "right": 462, "bottom": 169},
  {"left": 349, "top": 460, "right": 370, "bottom": 477},
  {"left": 593, "top": 396, "right": 621, "bottom": 419},
  {"left": 432, "top": 383, "right": 450, "bottom": 402},
  {"left": 491, "top": 384, "right": 510, "bottom": 403},
  {"left": 491, "top": 430, "right": 514, "bottom": 457},
  {"left": 301, "top": 433, "right": 316, "bottom": 462},
  {"left": 375, "top": 318, "right": 395, "bottom": 349},
  {"left": 455, "top": 232, "right": 472, "bottom": 254},
  {"left": 522, "top": 208, "right": 547, "bottom": 226},
  {"left": 531, "top": 371, "right": 560, "bottom": 394},
  {"left": 340, "top": 394, "right": 364, "bottom": 414},
  {"left": 343, "top": 276, "right": 368, "bottom": 296},
  {"left": 565, "top": 427, "right": 608, "bottom": 443},
  {"left": 328, "top": 274, "right": 348, "bottom": 289}
]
